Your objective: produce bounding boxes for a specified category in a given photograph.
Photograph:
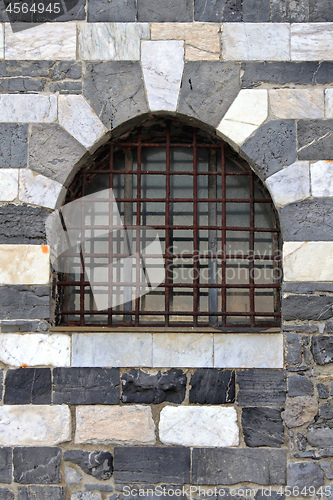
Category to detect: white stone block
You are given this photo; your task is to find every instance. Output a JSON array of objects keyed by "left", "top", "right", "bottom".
[
  {"left": 75, "top": 406, "right": 156, "bottom": 445},
  {"left": 0, "top": 169, "right": 18, "bottom": 201},
  {"left": 0, "top": 405, "right": 71, "bottom": 445},
  {"left": 0, "top": 333, "right": 71, "bottom": 367},
  {"left": 0, "top": 94, "right": 57, "bottom": 123},
  {"left": 159, "top": 406, "right": 239, "bottom": 447},
  {"left": 0, "top": 25, "right": 4, "bottom": 59},
  {"left": 311, "top": 160, "right": 333, "bottom": 197},
  {"left": 269, "top": 89, "right": 325, "bottom": 119},
  {"left": 222, "top": 23, "right": 290, "bottom": 61},
  {"left": 72, "top": 333, "right": 153, "bottom": 367},
  {"left": 5, "top": 22, "right": 76, "bottom": 60},
  {"left": 78, "top": 23, "right": 149, "bottom": 60},
  {"left": 214, "top": 334, "right": 284, "bottom": 368},
  {"left": 291, "top": 23, "right": 333, "bottom": 61},
  {"left": 153, "top": 333, "right": 213, "bottom": 367},
  {"left": 325, "top": 89, "right": 333, "bottom": 118},
  {"left": 217, "top": 89, "right": 268, "bottom": 147},
  {"left": 141, "top": 40, "right": 184, "bottom": 112},
  {"left": 0, "top": 244, "right": 49, "bottom": 285},
  {"left": 284, "top": 242, "right": 333, "bottom": 282},
  {"left": 58, "top": 95, "right": 106, "bottom": 149},
  {"left": 265, "top": 161, "right": 310, "bottom": 208},
  {"left": 19, "top": 169, "right": 63, "bottom": 210}
]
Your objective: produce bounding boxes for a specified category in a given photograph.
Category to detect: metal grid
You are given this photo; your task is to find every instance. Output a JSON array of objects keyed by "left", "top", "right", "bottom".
[{"left": 57, "top": 121, "right": 281, "bottom": 328}]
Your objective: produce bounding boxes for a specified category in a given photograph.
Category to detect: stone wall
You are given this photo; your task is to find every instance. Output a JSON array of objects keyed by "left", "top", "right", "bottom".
[{"left": 0, "top": 0, "right": 332, "bottom": 498}]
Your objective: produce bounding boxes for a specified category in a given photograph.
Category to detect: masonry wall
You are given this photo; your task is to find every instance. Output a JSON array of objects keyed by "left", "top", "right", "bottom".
[{"left": 0, "top": 0, "right": 332, "bottom": 499}]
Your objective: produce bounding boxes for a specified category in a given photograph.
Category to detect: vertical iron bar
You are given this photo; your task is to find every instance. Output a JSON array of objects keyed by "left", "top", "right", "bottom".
[
  {"left": 221, "top": 144, "right": 226, "bottom": 327},
  {"left": 135, "top": 130, "right": 142, "bottom": 326},
  {"left": 250, "top": 170, "right": 255, "bottom": 327},
  {"left": 165, "top": 124, "right": 171, "bottom": 327},
  {"left": 208, "top": 149, "right": 218, "bottom": 326},
  {"left": 108, "top": 146, "right": 114, "bottom": 326},
  {"left": 123, "top": 148, "right": 133, "bottom": 324},
  {"left": 193, "top": 129, "right": 199, "bottom": 327},
  {"left": 79, "top": 174, "right": 86, "bottom": 326}
]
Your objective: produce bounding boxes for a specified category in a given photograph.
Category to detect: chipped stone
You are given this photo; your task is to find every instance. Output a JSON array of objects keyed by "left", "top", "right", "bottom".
[
  {"left": 13, "top": 447, "right": 61, "bottom": 484},
  {"left": 65, "top": 466, "right": 82, "bottom": 485},
  {"left": 64, "top": 450, "right": 113, "bottom": 480},
  {"left": 284, "top": 396, "right": 318, "bottom": 428}
]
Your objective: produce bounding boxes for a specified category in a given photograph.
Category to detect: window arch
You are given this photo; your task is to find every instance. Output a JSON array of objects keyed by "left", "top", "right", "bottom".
[{"left": 56, "top": 118, "right": 281, "bottom": 328}]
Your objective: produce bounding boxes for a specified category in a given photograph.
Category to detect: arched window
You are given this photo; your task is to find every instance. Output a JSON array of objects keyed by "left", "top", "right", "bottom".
[{"left": 56, "top": 119, "right": 281, "bottom": 328}]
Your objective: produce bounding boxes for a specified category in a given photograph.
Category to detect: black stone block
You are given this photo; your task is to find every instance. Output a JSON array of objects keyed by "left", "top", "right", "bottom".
[
  {"left": 0, "top": 490, "right": 14, "bottom": 500},
  {"left": 288, "top": 375, "right": 313, "bottom": 397},
  {"left": 122, "top": 369, "right": 186, "bottom": 404},
  {"left": 242, "top": 407, "right": 284, "bottom": 447},
  {"left": 255, "top": 490, "right": 285, "bottom": 500},
  {"left": 288, "top": 462, "right": 324, "bottom": 488},
  {"left": 13, "top": 447, "right": 61, "bottom": 484},
  {"left": 285, "top": 333, "right": 302, "bottom": 365},
  {"left": 318, "top": 383, "right": 330, "bottom": 399},
  {"left": 284, "top": 296, "right": 333, "bottom": 322},
  {"left": 298, "top": 120, "right": 333, "bottom": 160},
  {"left": 0, "top": 78, "right": 46, "bottom": 92},
  {"left": 0, "top": 204, "right": 49, "bottom": 244},
  {"left": 242, "top": 0, "right": 270, "bottom": 21},
  {"left": 137, "top": 0, "right": 193, "bottom": 21},
  {"left": 311, "top": 336, "right": 333, "bottom": 365},
  {"left": 0, "top": 320, "right": 49, "bottom": 333},
  {"left": 64, "top": 450, "right": 113, "bottom": 480},
  {"left": 237, "top": 369, "right": 286, "bottom": 406},
  {"left": 88, "top": 0, "right": 136, "bottom": 21},
  {"left": 0, "top": 370, "right": 3, "bottom": 401},
  {"left": 18, "top": 486, "right": 66, "bottom": 500},
  {"left": 5, "top": 368, "right": 51, "bottom": 404},
  {"left": 309, "top": 0, "right": 333, "bottom": 21},
  {"left": 0, "top": 286, "right": 49, "bottom": 320},
  {"left": 53, "top": 367, "right": 119, "bottom": 405},
  {"left": 0, "top": 124, "right": 28, "bottom": 169},
  {"left": 242, "top": 120, "right": 297, "bottom": 181},
  {"left": 194, "top": 0, "right": 242, "bottom": 21},
  {"left": 189, "top": 369, "right": 235, "bottom": 404},
  {"left": 114, "top": 447, "right": 191, "bottom": 484},
  {"left": 192, "top": 448, "right": 287, "bottom": 485},
  {"left": 0, "top": 448, "right": 12, "bottom": 484}
]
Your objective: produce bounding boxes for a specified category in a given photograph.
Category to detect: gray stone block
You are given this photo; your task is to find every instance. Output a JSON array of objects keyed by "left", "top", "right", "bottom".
[
  {"left": 29, "top": 124, "right": 87, "bottom": 184},
  {"left": 0, "top": 448, "right": 12, "bottom": 484},
  {"left": 296, "top": 433, "right": 307, "bottom": 452},
  {"left": 0, "top": 61, "right": 81, "bottom": 79},
  {"left": 0, "top": 489, "right": 14, "bottom": 500},
  {"left": 64, "top": 450, "right": 113, "bottom": 480},
  {"left": 83, "top": 62, "right": 148, "bottom": 131},
  {"left": 0, "top": 285, "right": 50, "bottom": 320},
  {"left": 284, "top": 295, "right": 333, "bottom": 322},
  {"left": 0, "top": 78, "right": 46, "bottom": 92},
  {"left": 0, "top": 320, "right": 49, "bottom": 332},
  {"left": 237, "top": 369, "right": 286, "bottom": 406},
  {"left": 270, "top": 0, "right": 308, "bottom": 22},
  {"left": 255, "top": 491, "right": 285, "bottom": 500},
  {"left": 320, "top": 403, "right": 333, "bottom": 420},
  {"left": 49, "top": 61, "right": 82, "bottom": 80},
  {"left": 279, "top": 199, "right": 333, "bottom": 241},
  {"left": 49, "top": 81, "right": 82, "bottom": 94},
  {"left": 178, "top": 62, "right": 241, "bottom": 128},
  {"left": 283, "top": 283, "right": 333, "bottom": 294},
  {"left": 285, "top": 333, "right": 302, "bottom": 365},
  {"left": 318, "top": 383, "right": 330, "bottom": 399},
  {"left": 0, "top": 204, "right": 50, "bottom": 244},
  {"left": 194, "top": 0, "right": 242, "bottom": 21},
  {"left": 311, "top": 336, "right": 333, "bottom": 365},
  {"left": 241, "top": 120, "right": 297, "bottom": 181},
  {"left": 18, "top": 486, "right": 66, "bottom": 500},
  {"left": 114, "top": 447, "right": 191, "bottom": 484},
  {"left": 13, "top": 447, "right": 61, "bottom": 484},
  {"left": 241, "top": 62, "right": 333, "bottom": 88},
  {"left": 309, "top": 0, "right": 333, "bottom": 22},
  {"left": 288, "top": 462, "right": 324, "bottom": 488},
  {"left": 53, "top": 368, "right": 120, "bottom": 405},
  {"left": 0, "top": 124, "right": 28, "bottom": 169},
  {"left": 189, "top": 369, "right": 235, "bottom": 404},
  {"left": 298, "top": 119, "right": 333, "bottom": 160},
  {"left": 192, "top": 448, "right": 287, "bottom": 485},
  {"left": 242, "top": 407, "right": 284, "bottom": 447},
  {"left": 3, "top": 0, "right": 85, "bottom": 22},
  {"left": 137, "top": 0, "right": 193, "bottom": 21},
  {"left": 4, "top": 368, "right": 51, "bottom": 404},
  {"left": 88, "top": 0, "right": 136, "bottom": 21},
  {"left": 288, "top": 375, "right": 313, "bottom": 397},
  {"left": 242, "top": 0, "right": 270, "bottom": 21}
]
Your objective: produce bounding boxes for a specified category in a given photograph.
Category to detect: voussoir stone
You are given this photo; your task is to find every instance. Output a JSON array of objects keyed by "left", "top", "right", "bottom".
[
  {"left": 288, "top": 462, "right": 324, "bottom": 488},
  {"left": 284, "top": 396, "right": 318, "bottom": 428}
]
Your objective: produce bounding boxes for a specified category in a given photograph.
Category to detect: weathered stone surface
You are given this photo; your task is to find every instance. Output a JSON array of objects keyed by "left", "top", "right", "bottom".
[
  {"left": 142, "top": 41, "right": 184, "bottom": 112},
  {"left": 320, "top": 403, "right": 333, "bottom": 420},
  {"left": 284, "top": 396, "right": 318, "bottom": 428},
  {"left": 29, "top": 124, "right": 87, "bottom": 184},
  {"left": 291, "top": 23, "right": 333, "bottom": 61},
  {"left": 283, "top": 295, "right": 333, "bottom": 321},
  {"left": 64, "top": 450, "right": 113, "bottom": 480},
  {"left": 88, "top": 0, "right": 136, "bottom": 21},
  {"left": 4, "top": 368, "right": 51, "bottom": 404},
  {"left": 122, "top": 369, "right": 186, "bottom": 404},
  {"left": 18, "top": 486, "right": 66, "bottom": 500},
  {"left": 0, "top": 489, "right": 13, "bottom": 500},
  {"left": 0, "top": 406, "right": 71, "bottom": 446},
  {"left": 64, "top": 466, "right": 82, "bottom": 485},
  {"left": 237, "top": 369, "right": 286, "bottom": 406},
  {"left": 0, "top": 94, "right": 57, "bottom": 123},
  {"left": 298, "top": 119, "right": 333, "bottom": 160},
  {"left": 242, "top": 407, "right": 284, "bottom": 448},
  {"left": 75, "top": 406, "right": 155, "bottom": 445},
  {"left": 241, "top": 62, "right": 333, "bottom": 88},
  {"left": 153, "top": 333, "right": 213, "bottom": 368},
  {"left": 285, "top": 333, "right": 302, "bottom": 365},
  {"left": 0, "top": 61, "right": 81, "bottom": 79},
  {"left": 288, "top": 462, "right": 324, "bottom": 488},
  {"left": 71, "top": 493, "right": 102, "bottom": 500},
  {"left": 49, "top": 81, "right": 82, "bottom": 94},
  {"left": 0, "top": 371, "right": 2, "bottom": 401},
  {"left": 270, "top": 0, "right": 308, "bottom": 22},
  {"left": 194, "top": 0, "right": 241, "bottom": 21},
  {"left": 192, "top": 448, "right": 286, "bottom": 485},
  {"left": 309, "top": 0, "right": 333, "bottom": 21},
  {"left": 83, "top": 61, "right": 148, "bottom": 130},
  {"left": 270, "top": 89, "right": 324, "bottom": 119},
  {"left": 325, "top": 89, "right": 333, "bottom": 118},
  {"left": 242, "top": 0, "right": 270, "bottom": 21},
  {"left": 0, "top": 448, "right": 12, "bottom": 484},
  {"left": 178, "top": 62, "right": 241, "bottom": 128},
  {"left": 114, "top": 447, "right": 191, "bottom": 484},
  {"left": 241, "top": 120, "right": 297, "bottom": 181},
  {"left": 296, "top": 433, "right": 307, "bottom": 452},
  {"left": 279, "top": 199, "right": 333, "bottom": 241},
  {"left": 318, "top": 383, "right": 330, "bottom": 399},
  {"left": 222, "top": 23, "right": 290, "bottom": 61},
  {"left": 0, "top": 170, "right": 18, "bottom": 202},
  {"left": 189, "top": 369, "right": 235, "bottom": 404},
  {"left": 19, "top": 170, "right": 63, "bottom": 210},
  {"left": 160, "top": 406, "right": 239, "bottom": 447},
  {"left": 0, "top": 319, "right": 49, "bottom": 334},
  {"left": 137, "top": 0, "right": 193, "bottom": 21},
  {"left": 53, "top": 368, "right": 119, "bottom": 405},
  {"left": 265, "top": 161, "right": 310, "bottom": 208},
  {"left": 0, "top": 124, "right": 28, "bottom": 169},
  {"left": 0, "top": 245, "right": 49, "bottom": 285},
  {"left": 0, "top": 77, "right": 46, "bottom": 92},
  {"left": 312, "top": 336, "right": 333, "bottom": 365},
  {"left": 0, "top": 205, "right": 49, "bottom": 245},
  {"left": 311, "top": 160, "right": 333, "bottom": 197},
  {"left": 283, "top": 283, "right": 333, "bottom": 294},
  {"left": 0, "top": 286, "right": 49, "bottom": 320},
  {"left": 13, "top": 447, "right": 61, "bottom": 484},
  {"left": 288, "top": 375, "right": 313, "bottom": 397}
]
